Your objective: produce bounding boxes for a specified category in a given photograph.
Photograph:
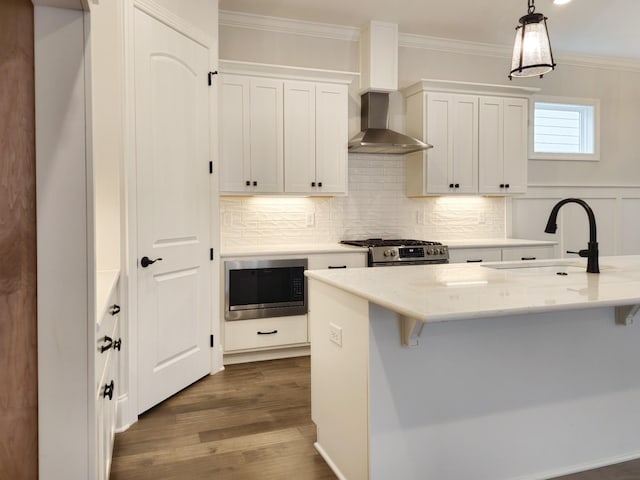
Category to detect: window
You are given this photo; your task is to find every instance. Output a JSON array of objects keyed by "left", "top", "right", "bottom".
[{"left": 530, "top": 97, "right": 600, "bottom": 161}]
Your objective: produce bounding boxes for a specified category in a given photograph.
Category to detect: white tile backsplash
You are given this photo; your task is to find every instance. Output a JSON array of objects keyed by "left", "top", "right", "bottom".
[{"left": 220, "top": 154, "right": 505, "bottom": 248}]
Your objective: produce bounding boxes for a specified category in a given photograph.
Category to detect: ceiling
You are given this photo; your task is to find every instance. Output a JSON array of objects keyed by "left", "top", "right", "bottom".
[{"left": 219, "top": 0, "right": 640, "bottom": 61}]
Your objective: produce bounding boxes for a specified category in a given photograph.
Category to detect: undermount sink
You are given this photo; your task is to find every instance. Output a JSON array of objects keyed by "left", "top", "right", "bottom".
[{"left": 482, "top": 259, "right": 585, "bottom": 274}]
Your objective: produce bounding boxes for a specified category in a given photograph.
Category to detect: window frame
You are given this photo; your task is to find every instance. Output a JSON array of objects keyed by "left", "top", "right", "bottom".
[{"left": 529, "top": 95, "right": 601, "bottom": 162}]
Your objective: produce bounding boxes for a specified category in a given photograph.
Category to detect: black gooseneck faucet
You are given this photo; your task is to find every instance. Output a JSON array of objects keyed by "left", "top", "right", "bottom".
[{"left": 544, "top": 198, "right": 599, "bottom": 274}]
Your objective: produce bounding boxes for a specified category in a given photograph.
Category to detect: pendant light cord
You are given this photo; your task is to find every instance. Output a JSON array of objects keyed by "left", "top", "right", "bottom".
[{"left": 528, "top": 0, "right": 536, "bottom": 14}]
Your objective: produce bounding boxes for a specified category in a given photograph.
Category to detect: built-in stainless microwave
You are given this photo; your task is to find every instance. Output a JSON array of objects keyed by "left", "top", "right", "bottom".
[{"left": 224, "top": 258, "right": 308, "bottom": 321}]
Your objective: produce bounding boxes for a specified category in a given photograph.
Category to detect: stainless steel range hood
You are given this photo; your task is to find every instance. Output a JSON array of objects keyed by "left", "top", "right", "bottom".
[{"left": 348, "top": 91, "right": 432, "bottom": 155}]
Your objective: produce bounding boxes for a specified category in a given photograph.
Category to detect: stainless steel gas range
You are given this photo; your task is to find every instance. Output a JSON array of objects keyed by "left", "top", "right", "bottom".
[{"left": 340, "top": 239, "right": 449, "bottom": 267}]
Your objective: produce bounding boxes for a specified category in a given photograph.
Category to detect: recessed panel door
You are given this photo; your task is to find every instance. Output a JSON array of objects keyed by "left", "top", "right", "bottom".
[{"left": 134, "top": 8, "right": 211, "bottom": 413}]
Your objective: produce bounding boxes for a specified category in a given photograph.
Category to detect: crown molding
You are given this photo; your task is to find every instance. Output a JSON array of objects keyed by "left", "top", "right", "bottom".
[
  {"left": 219, "top": 10, "right": 359, "bottom": 42},
  {"left": 219, "top": 10, "right": 640, "bottom": 73}
]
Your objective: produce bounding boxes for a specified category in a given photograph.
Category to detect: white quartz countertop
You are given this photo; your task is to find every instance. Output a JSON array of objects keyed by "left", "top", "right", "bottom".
[
  {"left": 305, "top": 256, "right": 640, "bottom": 323},
  {"left": 220, "top": 243, "right": 368, "bottom": 257},
  {"left": 444, "top": 238, "right": 557, "bottom": 248},
  {"left": 220, "top": 238, "right": 554, "bottom": 257}
]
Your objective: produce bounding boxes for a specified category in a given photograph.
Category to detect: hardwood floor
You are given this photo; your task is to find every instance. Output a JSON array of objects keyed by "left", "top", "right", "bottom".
[
  {"left": 110, "top": 357, "right": 335, "bottom": 479},
  {"left": 112, "top": 357, "right": 640, "bottom": 480}
]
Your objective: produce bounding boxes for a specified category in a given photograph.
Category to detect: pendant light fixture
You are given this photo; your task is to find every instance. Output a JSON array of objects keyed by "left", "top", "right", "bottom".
[{"left": 509, "top": 0, "right": 556, "bottom": 79}]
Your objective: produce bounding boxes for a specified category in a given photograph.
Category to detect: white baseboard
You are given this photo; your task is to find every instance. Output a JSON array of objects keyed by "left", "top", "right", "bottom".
[
  {"left": 223, "top": 345, "right": 310, "bottom": 364},
  {"left": 314, "top": 442, "right": 347, "bottom": 480}
]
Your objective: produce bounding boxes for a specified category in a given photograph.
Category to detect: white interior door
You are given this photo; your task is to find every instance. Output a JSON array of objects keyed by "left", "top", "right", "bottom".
[{"left": 134, "top": 8, "right": 211, "bottom": 413}]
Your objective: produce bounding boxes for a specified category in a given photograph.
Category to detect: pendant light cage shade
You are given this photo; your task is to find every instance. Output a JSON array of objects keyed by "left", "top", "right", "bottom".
[{"left": 509, "top": 4, "right": 556, "bottom": 79}]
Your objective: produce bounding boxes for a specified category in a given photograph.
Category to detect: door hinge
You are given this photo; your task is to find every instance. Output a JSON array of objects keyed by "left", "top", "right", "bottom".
[
  {"left": 210, "top": 248, "right": 214, "bottom": 261},
  {"left": 208, "top": 70, "right": 218, "bottom": 86},
  {"left": 209, "top": 161, "right": 213, "bottom": 174},
  {"left": 210, "top": 334, "right": 214, "bottom": 348}
]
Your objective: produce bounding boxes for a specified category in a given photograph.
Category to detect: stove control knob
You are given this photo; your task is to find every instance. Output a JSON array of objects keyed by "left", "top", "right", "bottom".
[
  {"left": 439, "top": 247, "right": 446, "bottom": 255},
  {"left": 384, "top": 249, "right": 392, "bottom": 257},
  {"left": 427, "top": 248, "right": 435, "bottom": 255}
]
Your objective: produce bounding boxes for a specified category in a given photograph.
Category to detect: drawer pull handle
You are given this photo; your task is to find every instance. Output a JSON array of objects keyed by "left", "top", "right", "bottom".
[
  {"left": 109, "top": 304, "right": 120, "bottom": 315},
  {"left": 103, "top": 380, "right": 115, "bottom": 400},
  {"left": 100, "top": 336, "right": 114, "bottom": 353},
  {"left": 328, "top": 265, "right": 347, "bottom": 269},
  {"left": 114, "top": 338, "right": 122, "bottom": 351},
  {"left": 257, "top": 330, "right": 278, "bottom": 335},
  {"left": 521, "top": 257, "right": 536, "bottom": 261},
  {"left": 466, "top": 259, "right": 483, "bottom": 263}
]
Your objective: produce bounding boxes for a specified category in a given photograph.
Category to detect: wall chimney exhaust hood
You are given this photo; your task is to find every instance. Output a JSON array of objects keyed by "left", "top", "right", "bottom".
[
  {"left": 348, "top": 92, "right": 432, "bottom": 154},
  {"left": 348, "top": 21, "right": 432, "bottom": 155}
]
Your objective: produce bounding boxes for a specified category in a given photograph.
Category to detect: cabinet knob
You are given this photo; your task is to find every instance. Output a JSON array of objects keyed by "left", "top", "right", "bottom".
[
  {"left": 109, "top": 304, "right": 120, "bottom": 316},
  {"left": 505, "top": 183, "right": 510, "bottom": 188},
  {"left": 311, "top": 182, "right": 316, "bottom": 187},
  {"left": 246, "top": 180, "right": 250, "bottom": 186},
  {"left": 318, "top": 182, "right": 323, "bottom": 187},
  {"left": 114, "top": 338, "right": 122, "bottom": 351},
  {"left": 103, "top": 380, "right": 115, "bottom": 400},
  {"left": 253, "top": 181, "right": 257, "bottom": 187},
  {"left": 449, "top": 183, "right": 454, "bottom": 188},
  {"left": 454, "top": 183, "right": 460, "bottom": 188},
  {"left": 500, "top": 184, "right": 505, "bottom": 188}
]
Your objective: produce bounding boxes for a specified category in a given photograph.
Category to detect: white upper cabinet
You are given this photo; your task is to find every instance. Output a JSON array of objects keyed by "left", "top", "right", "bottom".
[
  {"left": 285, "top": 82, "right": 348, "bottom": 194},
  {"left": 478, "top": 97, "right": 528, "bottom": 194},
  {"left": 219, "top": 61, "right": 356, "bottom": 196},
  {"left": 405, "top": 92, "right": 478, "bottom": 195},
  {"left": 219, "top": 74, "right": 284, "bottom": 193},
  {"left": 404, "top": 80, "right": 536, "bottom": 197}
]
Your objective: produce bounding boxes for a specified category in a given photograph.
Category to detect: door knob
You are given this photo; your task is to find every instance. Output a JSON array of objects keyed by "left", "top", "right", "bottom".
[{"left": 140, "top": 256, "right": 163, "bottom": 268}]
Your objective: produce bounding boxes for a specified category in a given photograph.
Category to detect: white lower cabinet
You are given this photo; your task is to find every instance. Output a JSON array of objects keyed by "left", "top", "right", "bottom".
[
  {"left": 501, "top": 245, "right": 555, "bottom": 261},
  {"left": 224, "top": 315, "right": 308, "bottom": 352},
  {"left": 449, "top": 247, "right": 502, "bottom": 264},
  {"left": 95, "top": 281, "right": 120, "bottom": 480},
  {"left": 308, "top": 252, "right": 367, "bottom": 270},
  {"left": 449, "top": 245, "right": 555, "bottom": 263}
]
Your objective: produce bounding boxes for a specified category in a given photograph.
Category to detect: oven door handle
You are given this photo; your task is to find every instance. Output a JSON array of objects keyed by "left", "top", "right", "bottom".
[{"left": 257, "top": 330, "right": 278, "bottom": 335}]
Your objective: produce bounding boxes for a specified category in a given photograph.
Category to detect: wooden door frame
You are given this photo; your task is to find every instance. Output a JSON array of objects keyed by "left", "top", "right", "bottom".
[{"left": 122, "top": 0, "right": 221, "bottom": 427}]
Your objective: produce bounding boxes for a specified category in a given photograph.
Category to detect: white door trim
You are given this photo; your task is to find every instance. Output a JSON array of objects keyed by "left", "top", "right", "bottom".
[{"left": 122, "top": 0, "right": 220, "bottom": 429}]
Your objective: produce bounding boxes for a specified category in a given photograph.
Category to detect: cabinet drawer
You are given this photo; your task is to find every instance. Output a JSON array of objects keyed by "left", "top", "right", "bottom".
[
  {"left": 448, "top": 247, "right": 502, "bottom": 264},
  {"left": 501, "top": 246, "right": 555, "bottom": 262},
  {"left": 224, "top": 315, "right": 308, "bottom": 352},
  {"left": 307, "top": 252, "right": 367, "bottom": 270}
]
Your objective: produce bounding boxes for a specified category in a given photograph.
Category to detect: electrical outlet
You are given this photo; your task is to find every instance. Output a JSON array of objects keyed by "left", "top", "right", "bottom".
[
  {"left": 306, "top": 212, "right": 315, "bottom": 227},
  {"left": 329, "top": 322, "right": 342, "bottom": 347}
]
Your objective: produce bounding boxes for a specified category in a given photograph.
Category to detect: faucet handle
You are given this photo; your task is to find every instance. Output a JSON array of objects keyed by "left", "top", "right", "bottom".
[{"left": 566, "top": 249, "right": 590, "bottom": 258}]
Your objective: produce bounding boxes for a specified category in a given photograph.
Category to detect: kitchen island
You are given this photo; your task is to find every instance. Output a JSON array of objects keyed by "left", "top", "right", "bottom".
[{"left": 306, "top": 256, "right": 640, "bottom": 480}]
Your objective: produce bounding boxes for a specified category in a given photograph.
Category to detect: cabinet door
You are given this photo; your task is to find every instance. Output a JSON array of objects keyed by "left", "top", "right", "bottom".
[
  {"left": 250, "top": 78, "right": 284, "bottom": 193},
  {"left": 501, "top": 246, "right": 555, "bottom": 261},
  {"left": 451, "top": 95, "right": 478, "bottom": 194},
  {"left": 448, "top": 247, "right": 502, "bottom": 263},
  {"left": 315, "top": 83, "right": 348, "bottom": 194},
  {"left": 479, "top": 96, "right": 528, "bottom": 195},
  {"left": 219, "top": 74, "right": 251, "bottom": 193},
  {"left": 284, "top": 81, "right": 316, "bottom": 193},
  {"left": 478, "top": 96, "right": 504, "bottom": 194},
  {"left": 502, "top": 98, "right": 528, "bottom": 193},
  {"left": 425, "top": 93, "right": 452, "bottom": 194}
]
